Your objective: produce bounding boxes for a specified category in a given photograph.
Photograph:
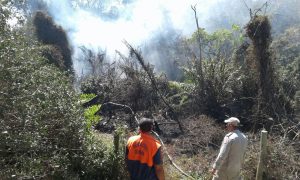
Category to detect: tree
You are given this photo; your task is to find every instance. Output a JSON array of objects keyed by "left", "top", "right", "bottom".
[{"left": 246, "top": 15, "right": 279, "bottom": 119}]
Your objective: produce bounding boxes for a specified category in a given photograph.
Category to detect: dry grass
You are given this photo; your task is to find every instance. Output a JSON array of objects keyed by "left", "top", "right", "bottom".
[
  {"left": 95, "top": 114, "right": 299, "bottom": 179},
  {"left": 160, "top": 115, "right": 224, "bottom": 179},
  {"left": 159, "top": 116, "right": 300, "bottom": 179}
]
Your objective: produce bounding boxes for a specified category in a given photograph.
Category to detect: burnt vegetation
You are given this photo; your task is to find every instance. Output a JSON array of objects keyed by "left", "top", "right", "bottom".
[{"left": 33, "top": 11, "right": 73, "bottom": 73}]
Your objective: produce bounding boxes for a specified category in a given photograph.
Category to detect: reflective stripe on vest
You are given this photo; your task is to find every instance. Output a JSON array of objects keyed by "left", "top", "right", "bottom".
[{"left": 127, "top": 133, "right": 161, "bottom": 167}]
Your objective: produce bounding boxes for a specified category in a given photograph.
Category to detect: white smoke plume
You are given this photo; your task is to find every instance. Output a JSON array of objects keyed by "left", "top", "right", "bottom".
[
  {"left": 39, "top": 0, "right": 217, "bottom": 50},
  {"left": 28, "top": 0, "right": 218, "bottom": 76},
  {"left": 27, "top": 0, "right": 299, "bottom": 77}
]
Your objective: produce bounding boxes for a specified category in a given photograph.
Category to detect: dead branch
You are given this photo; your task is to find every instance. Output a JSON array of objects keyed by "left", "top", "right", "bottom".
[
  {"left": 242, "top": 0, "right": 252, "bottom": 18},
  {"left": 115, "top": 50, "right": 130, "bottom": 62},
  {"left": 191, "top": 5, "right": 204, "bottom": 94},
  {"left": 253, "top": 2, "right": 269, "bottom": 17},
  {"left": 97, "top": 102, "right": 138, "bottom": 124},
  {"left": 191, "top": 5, "right": 202, "bottom": 63},
  {"left": 79, "top": 46, "right": 105, "bottom": 75},
  {"left": 245, "top": 1, "right": 269, "bottom": 20},
  {"left": 123, "top": 41, "right": 184, "bottom": 133}
]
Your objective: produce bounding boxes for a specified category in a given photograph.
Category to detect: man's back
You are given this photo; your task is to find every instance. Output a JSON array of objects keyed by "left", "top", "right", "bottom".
[
  {"left": 126, "top": 133, "right": 162, "bottom": 180},
  {"left": 211, "top": 117, "right": 248, "bottom": 180},
  {"left": 225, "top": 130, "right": 248, "bottom": 171}
]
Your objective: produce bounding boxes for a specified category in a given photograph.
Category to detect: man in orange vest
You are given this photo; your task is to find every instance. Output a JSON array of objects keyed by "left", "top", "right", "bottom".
[{"left": 126, "top": 118, "right": 165, "bottom": 180}]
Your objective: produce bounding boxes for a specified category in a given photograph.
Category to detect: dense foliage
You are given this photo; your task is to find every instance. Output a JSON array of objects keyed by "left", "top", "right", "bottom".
[
  {"left": 0, "top": 2, "right": 127, "bottom": 179},
  {"left": 0, "top": 4, "right": 82, "bottom": 179}
]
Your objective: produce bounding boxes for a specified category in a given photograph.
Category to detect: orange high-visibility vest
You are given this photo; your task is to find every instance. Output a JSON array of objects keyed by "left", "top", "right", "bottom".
[{"left": 127, "top": 133, "right": 161, "bottom": 167}]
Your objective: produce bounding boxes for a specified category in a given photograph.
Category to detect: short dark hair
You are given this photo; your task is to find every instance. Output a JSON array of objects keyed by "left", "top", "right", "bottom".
[{"left": 139, "top": 118, "right": 154, "bottom": 133}]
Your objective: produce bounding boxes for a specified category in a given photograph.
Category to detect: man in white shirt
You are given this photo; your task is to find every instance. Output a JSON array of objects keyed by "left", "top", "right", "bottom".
[{"left": 210, "top": 117, "right": 248, "bottom": 180}]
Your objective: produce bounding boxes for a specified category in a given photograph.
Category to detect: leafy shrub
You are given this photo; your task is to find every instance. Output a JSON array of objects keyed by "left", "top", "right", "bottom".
[
  {"left": 0, "top": 7, "right": 84, "bottom": 178},
  {"left": 79, "top": 129, "right": 129, "bottom": 180},
  {"left": 183, "top": 58, "right": 251, "bottom": 119},
  {"left": 168, "top": 81, "right": 194, "bottom": 95},
  {"left": 40, "top": 45, "right": 65, "bottom": 70}
]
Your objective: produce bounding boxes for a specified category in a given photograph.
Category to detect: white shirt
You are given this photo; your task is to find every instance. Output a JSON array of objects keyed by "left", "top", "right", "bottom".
[{"left": 213, "top": 130, "right": 248, "bottom": 174}]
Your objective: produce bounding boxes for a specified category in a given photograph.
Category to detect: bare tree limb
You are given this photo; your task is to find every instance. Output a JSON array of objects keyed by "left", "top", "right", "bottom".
[
  {"left": 191, "top": 5, "right": 204, "bottom": 94},
  {"left": 191, "top": 5, "right": 202, "bottom": 63},
  {"left": 123, "top": 40, "right": 184, "bottom": 133},
  {"left": 152, "top": 130, "right": 196, "bottom": 180}
]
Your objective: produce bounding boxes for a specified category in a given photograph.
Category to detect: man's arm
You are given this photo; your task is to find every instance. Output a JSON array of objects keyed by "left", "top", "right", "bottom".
[
  {"left": 154, "top": 164, "right": 165, "bottom": 180},
  {"left": 212, "top": 136, "right": 232, "bottom": 172},
  {"left": 125, "top": 146, "right": 131, "bottom": 178},
  {"left": 153, "top": 147, "right": 165, "bottom": 180}
]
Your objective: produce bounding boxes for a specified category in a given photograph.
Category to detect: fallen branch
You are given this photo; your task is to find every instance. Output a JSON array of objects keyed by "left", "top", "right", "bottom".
[
  {"left": 123, "top": 41, "right": 184, "bottom": 133},
  {"left": 152, "top": 130, "right": 196, "bottom": 180},
  {"left": 98, "top": 102, "right": 139, "bottom": 124}
]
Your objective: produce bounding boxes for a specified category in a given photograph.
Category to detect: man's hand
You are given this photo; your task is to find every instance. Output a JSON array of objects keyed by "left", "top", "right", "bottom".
[{"left": 210, "top": 168, "right": 216, "bottom": 175}]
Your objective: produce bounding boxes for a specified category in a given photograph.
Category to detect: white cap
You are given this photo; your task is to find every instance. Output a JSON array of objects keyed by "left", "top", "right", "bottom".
[{"left": 224, "top": 117, "right": 240, "bottom": 126}]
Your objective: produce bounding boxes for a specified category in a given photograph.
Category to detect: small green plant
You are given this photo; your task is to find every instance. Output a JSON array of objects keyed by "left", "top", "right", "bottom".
[
  {"left": 84, "top": 104, "right": 101, "bottom": 130},
  {"left": 81, "top": 93, "right": 101, "bottom": 131},
  {"left": 80, "top": 93, "right": 97, "bottom": 103}
]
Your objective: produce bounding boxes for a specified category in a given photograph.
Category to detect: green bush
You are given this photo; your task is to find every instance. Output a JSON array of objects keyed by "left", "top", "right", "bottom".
[
  {"left": 0, "top": 6, "right": 84, "bottom": 178},
  {"left": 0, "top": 6, "right": 131, "bottom": 179},
  {"left": 79, "top": 129, "right": 129, "bottom": 180}
]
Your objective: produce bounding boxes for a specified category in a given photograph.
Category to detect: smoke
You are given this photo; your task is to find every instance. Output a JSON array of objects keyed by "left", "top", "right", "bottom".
[
  {"left": 39, "top": 0, "right": 217, "bottom": 48},
  {"left": 27, "top": 0, "right": 300, "bottom": 78}
]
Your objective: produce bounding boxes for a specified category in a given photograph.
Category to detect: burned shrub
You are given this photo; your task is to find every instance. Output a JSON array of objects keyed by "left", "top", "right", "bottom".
[
  {"left": 116, "top": 70, "right": 162, "bottom": 112},
  {"left": 246, "top": 16, "right": 274, "bottom": 105},
  {"left": 245, "top": 15, "right": 283, "bottom": 123},
  {"left": 170, "top": 115, "right": 225, "bottom": 155},
  {"left": 81, "top": 76, "right": 110, "bottom": 95},
  {"left": 246, "top": 16, "right": 271, "bottom": 45},
  {"left": 33, "top": 11, "right": 73, "bottom": 73}
]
